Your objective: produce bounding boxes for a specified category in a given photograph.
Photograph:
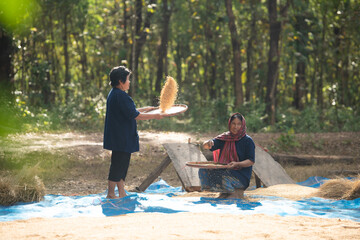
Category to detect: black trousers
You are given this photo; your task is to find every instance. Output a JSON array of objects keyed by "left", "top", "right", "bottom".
[{"left": 108, "top": 151, "right": 131, "bottom": 182}]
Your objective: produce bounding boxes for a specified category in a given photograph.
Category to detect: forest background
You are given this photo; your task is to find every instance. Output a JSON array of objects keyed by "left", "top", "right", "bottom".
[{"left": 0, "top": 0, "right": 359, "bottom": 135}]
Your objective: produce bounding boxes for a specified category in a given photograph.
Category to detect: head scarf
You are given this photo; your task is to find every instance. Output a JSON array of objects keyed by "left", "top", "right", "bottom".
[{"left": 213, "top": 113, "right": 246, "bottom": 164}]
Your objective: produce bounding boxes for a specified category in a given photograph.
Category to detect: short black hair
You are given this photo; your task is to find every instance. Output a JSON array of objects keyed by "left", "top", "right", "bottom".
[{"left": 109, "top": 66, "right": 131, "bottom": 87}]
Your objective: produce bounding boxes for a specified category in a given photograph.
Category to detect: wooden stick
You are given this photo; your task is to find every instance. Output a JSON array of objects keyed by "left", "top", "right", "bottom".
[{"left": 134, "top": 156, "right": 172, "bottom": 192}]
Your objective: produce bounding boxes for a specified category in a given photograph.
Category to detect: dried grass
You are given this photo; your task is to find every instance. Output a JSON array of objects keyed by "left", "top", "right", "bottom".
[
  {"left": 0, "top": 178, "right": 17, "bottom": 206},
  {"left": 0, "top": 175, "right": 45, "bottom": 206},
  {"left": 0, "top": 164, "right": 45, "bottom": 206},
  {"left": 341, "top": 179, "right": 360, "bottom": 200},
  {"left": 315, "top": 177, "right": 360, "bottom": 200},
  {"left": 159, "top": 76, "right": 178, "bottom": 113}
]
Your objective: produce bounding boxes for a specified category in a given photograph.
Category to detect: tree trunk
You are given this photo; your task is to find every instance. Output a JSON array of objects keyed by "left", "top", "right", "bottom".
[
  {"left": 130, "top": 0, "right": 156, "bottom": 97},
  {"left": 49, "top": 14, "right": 59, "bottom": 97},
  {"left": 63, "top": 11, "right": 71, "bottom": 102},
  {"left": 293, "top": 13, "right": 308, "bottom": 110},
  {"left": 42, "top": 13, "right": 53, "bottom": 105},
  {"left": 174, "top": 42, "right": 182, "bottom": 86},
  {"left": 265, "top": 0, "right": 280, "bottom": 125},
  {"left": 317, "top": 10, "right": 326, "bottom": 109},
  {"left": 154, "top": 0, "right": 172, "bottom": 105},
  {"left": 0, "top": 27, "right": 13, "bottom": 95},
  {"left": 245, "top": 0, "right": 259, "bottom": 102},
  {"left": 265, "top": 0, "right": 289, "bottom": 125},
  {"left": 0, "top": 27, "right": 16, "bottom": 134},
  {"left": 336, "top": 0, "right": 350, "bottom": 106},
  {"left": 204, "top": 1, "right": 217, "bottom": 99},
  {"left": 224, "top": 0, "right": 243, "bottom": 107},
  {"left": 122, "top": 0, "right": 129, "bottom": 61}
]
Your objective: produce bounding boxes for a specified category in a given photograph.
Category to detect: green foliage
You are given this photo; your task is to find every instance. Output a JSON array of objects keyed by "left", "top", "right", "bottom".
[
  {"left": 0, "top": 144, "right": 74, "bottom": 183},
  {"left": 2, "top": 0, "right": 359, "bottom": 135},
  {"left": 14, "top": 93, "right": 105, "bottom": 132},
  {"left": 51, "top": 94, "right": 106, "bottom": 131},
  {"left": 237, "top": 101, "right": 267, "bottom": 133},
  {"left": 275, "top": 128, "right": 301, "bottom": 151},
  {"left": 273, "top": 104, "right": 360, "bottom": 133},
  {"left": 9, "top": 90, "right": 360, "bottom": 135},
  {"left": 0, "top": 89, "right": 22, "bottom": 136},
  {"left": 0, "top": 0, "right": 38, "bottom": 32}
]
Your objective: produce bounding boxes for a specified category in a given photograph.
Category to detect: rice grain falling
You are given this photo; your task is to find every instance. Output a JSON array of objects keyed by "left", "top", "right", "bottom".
[{"left": 159, "top": 76, "right": 178, "bottom": 113}]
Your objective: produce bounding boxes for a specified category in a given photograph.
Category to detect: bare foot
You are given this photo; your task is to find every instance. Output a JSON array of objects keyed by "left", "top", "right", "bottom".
[
  {"left": 119, "top": 193, "right": 127, "bottom": 198},
  {"left": 227, "top": 189, "right": 244, "bottom": 199},
  {"left": 106, "top": 194, "right": 119, "bottom": 199},
  {"left": 217, "top": 193, "right": 231, "bottom": 199}
]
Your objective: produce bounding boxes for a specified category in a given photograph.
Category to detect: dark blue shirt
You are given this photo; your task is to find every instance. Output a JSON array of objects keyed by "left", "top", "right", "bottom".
[
  {"left": 103, "top": 88, "right": 140, "bottom": 153},
  {"left": 211, "top": 135, "right": 255, "bottom": 187}
]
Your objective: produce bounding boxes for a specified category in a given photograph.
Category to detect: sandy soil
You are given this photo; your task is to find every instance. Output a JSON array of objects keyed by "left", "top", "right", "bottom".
[{"left": 1, "top": 212, "right": 360, "bottom": 240}]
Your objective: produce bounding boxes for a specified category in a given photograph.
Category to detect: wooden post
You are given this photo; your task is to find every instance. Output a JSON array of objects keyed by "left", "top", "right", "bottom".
[
  {"left": 254, "top": 172, "right": 262, "bottom": 188},
  {"left": 134, "top": 156, "right": 172, "bottom": 192}
]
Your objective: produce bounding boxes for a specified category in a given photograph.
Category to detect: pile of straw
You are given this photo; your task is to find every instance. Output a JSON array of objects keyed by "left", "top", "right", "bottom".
[
  {"left": 342, "top": 179, "right": 360, "bottom": 200},
  {"left": 159, "top": 76, "right": 178, "bottom": 113},
  {"left": 316, "top": 177, "right": 360, "bottom": 200},
  {"left": 0, "top": 175, "right": 45, "bottom": 206}
]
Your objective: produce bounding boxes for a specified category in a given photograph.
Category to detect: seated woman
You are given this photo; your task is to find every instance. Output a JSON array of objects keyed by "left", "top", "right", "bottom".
[{"left": 200, "top": 113, "right": 255, "bottom": 199}]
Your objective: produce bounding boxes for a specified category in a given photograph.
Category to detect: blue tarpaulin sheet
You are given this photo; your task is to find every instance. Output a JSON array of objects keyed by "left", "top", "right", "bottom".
[{"left": 1, "top": 176, "right": 359, "bottom": 222}]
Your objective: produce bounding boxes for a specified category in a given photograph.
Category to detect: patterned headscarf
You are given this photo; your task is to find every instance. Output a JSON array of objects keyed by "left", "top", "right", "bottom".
[{"left": 213, "top": 113, "right": 246, "bottom": 164}]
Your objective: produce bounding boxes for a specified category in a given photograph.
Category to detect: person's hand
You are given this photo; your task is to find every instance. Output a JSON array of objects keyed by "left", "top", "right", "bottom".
[
  {"left": 151, "top": 113, "right": 164, "bottom": 120},
  {"left": 228, "top": 162, "right": 241, "bottom": 169},
  {"left": 202, "top": 140, "right": 214, "bottom": 149}
]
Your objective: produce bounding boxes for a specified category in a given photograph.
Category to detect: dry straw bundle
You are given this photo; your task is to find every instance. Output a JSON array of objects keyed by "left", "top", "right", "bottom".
[
  {"left": 0, "top": 178, "right": 17, "bottom": 206},
  {"left": 342, "top": 179, "right": 360, "bottom": 200},
  {"left": 0, "top": 174, "right": 45, "bottom": 206},
  {"left": 316, "top": 177, "right": 360, "bottom": 200},
  {"left": 159, "top": 76, "right": 178, "bottom": 113}
]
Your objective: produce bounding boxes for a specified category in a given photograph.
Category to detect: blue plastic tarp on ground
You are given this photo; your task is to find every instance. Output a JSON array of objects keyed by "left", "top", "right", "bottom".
[{"left": 0, "top": 177, "right": 359, "bottom": 222}]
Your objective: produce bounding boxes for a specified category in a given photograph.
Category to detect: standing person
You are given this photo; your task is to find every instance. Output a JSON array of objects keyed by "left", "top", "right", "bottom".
[
  {"left": 200, "top": 113, "right": 255, "bottom": 199},
  {"left": 103, "top": 66, "right": 164, "bottom": 199}
]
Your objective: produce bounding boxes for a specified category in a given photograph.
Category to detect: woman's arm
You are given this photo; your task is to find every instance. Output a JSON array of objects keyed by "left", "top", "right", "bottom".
[
  {"left": 135, "top": 112, "right": 164, "bottom": 120},
  {"left": 228, "top": 159, "right": 254, "bottom": 169}
]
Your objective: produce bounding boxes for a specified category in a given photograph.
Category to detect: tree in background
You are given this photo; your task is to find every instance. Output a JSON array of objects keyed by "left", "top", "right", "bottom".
[
  {"left": 225, "top": 0, "right": 244, "bottom": 107},
  {"left": 265, "top": 0, "right": 290, "bottom": 125},
  {"left": 130, "top": 0, "right": 156, "bottom": 97},
  {"left": 154, "top": 0, "right": 173, "bottom": 105},
  {"left": 3, "top": 0, "right": 359, "bottom": 133}
]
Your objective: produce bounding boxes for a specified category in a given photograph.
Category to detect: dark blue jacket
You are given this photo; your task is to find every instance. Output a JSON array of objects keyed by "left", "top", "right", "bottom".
[{"left": 103, "top": 88, "right": 140, "bottom": 153}]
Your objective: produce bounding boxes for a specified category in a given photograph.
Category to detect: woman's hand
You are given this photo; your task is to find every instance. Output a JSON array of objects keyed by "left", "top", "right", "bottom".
[
  {"left": 228, "top": 160, "right": 253, "bottom": 169},
  {"left": 202, "top": 140, "right": 214, "bottom": 149},
  {"left": 228, "top": 162, "right": 242, "bottom": 169},
  {"left": 152, "top": 113, "right": 165, "bottom": 120}
]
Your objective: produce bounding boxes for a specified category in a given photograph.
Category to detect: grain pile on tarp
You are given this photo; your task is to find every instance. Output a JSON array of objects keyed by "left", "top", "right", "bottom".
[{"left": 315, "top": 177, "right": 360, "bottom": 200}]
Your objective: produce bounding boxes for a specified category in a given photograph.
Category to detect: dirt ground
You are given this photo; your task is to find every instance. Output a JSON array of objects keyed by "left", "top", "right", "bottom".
[
  {"left": 2, "top": 212, "right": 360, "bottom": 240},
  {"left": 6, "top": 130, "right": 359, "bottom": 196}
]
